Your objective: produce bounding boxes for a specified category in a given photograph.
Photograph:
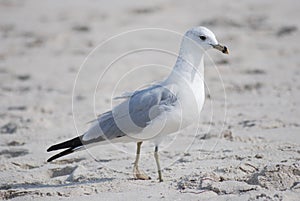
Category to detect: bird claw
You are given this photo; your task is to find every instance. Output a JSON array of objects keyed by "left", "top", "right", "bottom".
[{"left": 133, "top": 166, "right": 151, "bottom": 180}]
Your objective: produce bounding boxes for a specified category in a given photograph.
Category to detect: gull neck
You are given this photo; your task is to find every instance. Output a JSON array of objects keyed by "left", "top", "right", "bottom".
[{"left": 167, "top": 37, "right": 205, "bottom": 84}]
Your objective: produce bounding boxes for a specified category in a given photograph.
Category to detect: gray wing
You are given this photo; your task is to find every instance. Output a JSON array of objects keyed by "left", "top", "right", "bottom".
[
  {"left": 128, "top": 85, "right": 178, "bottom": 128},
  {"left": 82, "top": 85, "right": 178, "bottom": 143}
]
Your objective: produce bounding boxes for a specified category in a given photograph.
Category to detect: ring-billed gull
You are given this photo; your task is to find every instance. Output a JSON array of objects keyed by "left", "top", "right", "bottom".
[{"left": 47, "top": 26, "right": 228, "bottom": 182}]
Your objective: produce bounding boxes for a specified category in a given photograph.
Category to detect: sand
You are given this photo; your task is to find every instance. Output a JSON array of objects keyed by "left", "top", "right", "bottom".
[{"left": 0, "top": 0, "right": 299, "bottom": 200}]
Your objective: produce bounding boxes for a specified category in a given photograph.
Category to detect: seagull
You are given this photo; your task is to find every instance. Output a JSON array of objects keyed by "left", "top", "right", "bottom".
[{"left": 47, "top": 26, "right": 228, "bottom": 182}]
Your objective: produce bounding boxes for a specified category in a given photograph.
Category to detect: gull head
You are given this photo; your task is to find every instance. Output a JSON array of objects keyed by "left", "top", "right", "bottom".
[{"left": 184, "top": 26, "right": 229, "bottom": 54}]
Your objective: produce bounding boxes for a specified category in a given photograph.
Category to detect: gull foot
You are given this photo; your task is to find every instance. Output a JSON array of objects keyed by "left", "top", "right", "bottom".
[{"left": 133, "top": 166, "right": 151, "bottom": 180}]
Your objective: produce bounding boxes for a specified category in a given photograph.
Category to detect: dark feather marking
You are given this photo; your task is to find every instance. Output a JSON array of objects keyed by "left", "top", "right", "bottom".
[{"left": 47, "top": 147, "right": 75, "bottom": 162}]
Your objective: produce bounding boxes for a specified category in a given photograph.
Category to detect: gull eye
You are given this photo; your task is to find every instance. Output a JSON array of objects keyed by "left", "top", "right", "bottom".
[{"left": 199, "top": 35, "right": 206, "bottom": 41}]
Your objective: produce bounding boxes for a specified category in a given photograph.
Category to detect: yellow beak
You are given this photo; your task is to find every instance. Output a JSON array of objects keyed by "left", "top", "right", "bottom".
[{"left": 212, "top": 44, "right": 229, "bottom": 54}]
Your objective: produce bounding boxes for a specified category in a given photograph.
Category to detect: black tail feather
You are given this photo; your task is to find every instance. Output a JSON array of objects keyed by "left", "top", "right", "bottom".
[
  {"left": 47, "top": 136, "right": 83, "bottom": 152},
  {"left": 47, "top": 147, "right": 76, "bottom": 162}
]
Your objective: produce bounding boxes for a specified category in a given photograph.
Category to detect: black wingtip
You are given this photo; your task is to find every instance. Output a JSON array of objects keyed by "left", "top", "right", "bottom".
[
  {"left": 47, "top": 147, "right": 75, "bottom": 162},
  {"left": 47, "top": 157, "right": 54, "bottom": 162},
  {"left": 47, "top": 144, "right": 64, "bottom": 152},
  {"left": 47, "top": 146, "right": 55, "bottom": 152},
  {"left": 47, "top": 136, "right": 83, "bottom": 152}
]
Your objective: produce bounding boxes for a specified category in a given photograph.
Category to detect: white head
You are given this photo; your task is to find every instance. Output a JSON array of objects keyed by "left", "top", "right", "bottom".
[{"left": 184, "top": 26, "right": 229, "bottom": 54}]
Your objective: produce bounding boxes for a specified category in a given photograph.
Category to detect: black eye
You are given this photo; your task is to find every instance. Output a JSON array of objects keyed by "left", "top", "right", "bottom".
[{"left": 199, "top": 35, "right": 206, "bottom": 41}]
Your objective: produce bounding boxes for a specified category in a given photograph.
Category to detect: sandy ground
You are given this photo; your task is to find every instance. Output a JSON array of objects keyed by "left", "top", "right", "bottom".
[{"left": 0, "top": 0, "right": 300, "bottom": 200}]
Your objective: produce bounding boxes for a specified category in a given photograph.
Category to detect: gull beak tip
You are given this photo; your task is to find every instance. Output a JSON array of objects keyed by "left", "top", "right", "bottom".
[
  {"left": 213, "top": 44, "right": 229, "bottom": 55},
  {"left": 222, "top": 46, "right": 229, "bottom": 54}
]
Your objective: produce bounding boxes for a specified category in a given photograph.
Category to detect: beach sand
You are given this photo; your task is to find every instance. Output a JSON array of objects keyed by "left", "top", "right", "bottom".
[{"left": 0, "top": 0, "right": 299, "bottom": 200}]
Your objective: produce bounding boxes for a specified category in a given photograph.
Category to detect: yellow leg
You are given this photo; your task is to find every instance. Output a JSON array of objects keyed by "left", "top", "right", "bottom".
[
  {"left": 154, "top": 146, "right": 163, "bottom": 182},
  {"left": 133, "top": 142, "right": 151, "bottom": 180}
]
